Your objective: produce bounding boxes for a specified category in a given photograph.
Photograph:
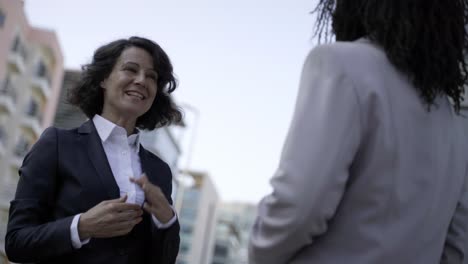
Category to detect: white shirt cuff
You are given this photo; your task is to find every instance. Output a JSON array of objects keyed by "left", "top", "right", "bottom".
[
  {"left": 70, "top": 214, "right": 91, "bottom": 249},
  {"left": 151, "top": 206, "right": 178, "bottom": 229}
]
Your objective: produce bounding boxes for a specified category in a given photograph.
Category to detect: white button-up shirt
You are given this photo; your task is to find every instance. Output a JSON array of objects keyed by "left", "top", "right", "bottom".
[{"left": 70, "top": 115, "right": 177, "bottom": 248}]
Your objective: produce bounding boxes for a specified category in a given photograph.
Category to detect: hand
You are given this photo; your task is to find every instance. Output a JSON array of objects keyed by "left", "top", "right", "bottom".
[
  {"left": 78, "top": 195, "right": 143, "bottom": 240},
  {"left": 130, "top": 174, "right": 174, "bottom": 224}
]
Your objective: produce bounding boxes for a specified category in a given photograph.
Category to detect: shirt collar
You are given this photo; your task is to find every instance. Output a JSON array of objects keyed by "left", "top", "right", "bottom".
[
  {"left": 128, "top": 133, "right": 141, "bottom": 153},
  {"left": 92, "top": 115, "right": 141, "bottom": 152}
]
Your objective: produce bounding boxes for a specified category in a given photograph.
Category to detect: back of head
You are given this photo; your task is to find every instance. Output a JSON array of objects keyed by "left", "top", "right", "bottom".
[{"left": 314, "top": 0, "right": 468, "bottom": 112}]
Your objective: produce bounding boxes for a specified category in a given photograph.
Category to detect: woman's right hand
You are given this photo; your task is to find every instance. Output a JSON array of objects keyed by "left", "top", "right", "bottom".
[{"left": 78, "top": 195, "right": 143, "bottom": 240}]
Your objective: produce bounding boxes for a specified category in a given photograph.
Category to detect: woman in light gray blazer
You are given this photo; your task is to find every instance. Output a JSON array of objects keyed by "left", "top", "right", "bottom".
[{"left": 249, "top": 0, "right": 468, "bottom": 263}]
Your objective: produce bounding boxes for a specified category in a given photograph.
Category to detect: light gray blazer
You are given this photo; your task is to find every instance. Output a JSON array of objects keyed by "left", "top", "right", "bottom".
[{"left": 249, "top": 39, "right": 468, "bottom": 264}]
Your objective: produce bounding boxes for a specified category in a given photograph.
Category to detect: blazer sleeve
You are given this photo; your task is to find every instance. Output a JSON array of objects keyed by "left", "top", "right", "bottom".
[
  {"left": 150, "top": 162, "right": 180, "bottom": 264},
  {"left": 249, "top": 46, "right": 363, "bottom": 264},
  {"left": 5, "top": 127, "right": 75, "bottom": 263},
  {"left": 441, "top": 165, "right": 468, "bottom": 264}
]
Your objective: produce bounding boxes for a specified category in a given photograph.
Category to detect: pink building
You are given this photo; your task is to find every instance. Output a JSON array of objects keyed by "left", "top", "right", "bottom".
[{"left": 0, "top": 0, "right": 64, "bottom": 261}]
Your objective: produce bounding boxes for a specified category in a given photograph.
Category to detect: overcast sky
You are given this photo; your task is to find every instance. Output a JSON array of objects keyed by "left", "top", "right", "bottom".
[{"left": 25, "top": 0, "right": 320, "bottom": 203}]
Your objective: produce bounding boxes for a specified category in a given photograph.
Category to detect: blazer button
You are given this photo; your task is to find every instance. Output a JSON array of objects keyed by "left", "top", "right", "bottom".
[{"left": 118, "top": 248, "right": 127, "bottom": 256}]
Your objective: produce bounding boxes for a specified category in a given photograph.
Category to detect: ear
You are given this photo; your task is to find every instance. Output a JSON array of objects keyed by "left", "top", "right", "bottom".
[{"left": 100, "top": 79, "right": 106, "bottom": 89}]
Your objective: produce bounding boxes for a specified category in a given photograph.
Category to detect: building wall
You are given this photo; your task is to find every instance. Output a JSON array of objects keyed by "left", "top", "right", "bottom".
[
  {"left": 211, "top": 202, "right": 256, "bottom": 264},
  {"left": 0, "top": 0, "right": 64, "bottom": 262},
  {"left": 53, "top": 70, "right": 87, "bottom": 129},
  {"left": 211, "top": 220, "right": 241, "bottom": 264},
  {"left": 177, "top": 172, "right": 219, "bottom": 264}
]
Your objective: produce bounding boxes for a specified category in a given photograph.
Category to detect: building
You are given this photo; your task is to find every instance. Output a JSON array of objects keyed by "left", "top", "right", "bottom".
[
  {"left": 211, "top": 202, "right": 257, "bottom": 264},
  {"left": 140, "top": 127, "right": 183, "bottom": 201},
  {"left": 0, "top": 0, "right": 64, "bottom": 261},
  {"left": 177, "top": 171, "right": 219, "bottom": 264},
  {"left": 53, "top": 69, "right": 87, "bottom": 128},
  {"left": 211, "top": 219, "right": 241, "bottom": 264}
]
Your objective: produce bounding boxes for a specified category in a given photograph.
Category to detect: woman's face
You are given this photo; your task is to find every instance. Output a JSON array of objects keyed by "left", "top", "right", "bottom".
[{"left": 100, "top": 46, "right": 158, "bottom": 121}]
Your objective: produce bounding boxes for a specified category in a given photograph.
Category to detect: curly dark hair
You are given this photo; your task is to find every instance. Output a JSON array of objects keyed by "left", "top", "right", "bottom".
[
  {"left": 312, "top": 0, "right": 468, "bottom": 112},
  {"left": 68, "top": 36, "right": 183, "bottom": 130}
]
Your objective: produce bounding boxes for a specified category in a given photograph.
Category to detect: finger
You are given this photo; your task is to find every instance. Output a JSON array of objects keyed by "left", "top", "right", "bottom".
[
  {"left": 109, "top": 218, "right": 143, "bottom": 234},
  {"left": 110, "top": 203, "right": 142, "bottom": 212},
  {"left": 95, "top": 217, "right": 143, "bottom": 238},
  {"left": 129, "top": 173, "right": 149, "bottom": 187},
  {"left": 115, "top": 209, "right": 144, "bottom": 220}
]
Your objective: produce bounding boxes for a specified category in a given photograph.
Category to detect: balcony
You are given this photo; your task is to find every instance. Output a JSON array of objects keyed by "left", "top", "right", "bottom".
[
  {"left": 0, "top": 75, "right": 18, "bottom": 113},
  {"left": 7, "top": 52, "right": 26, "bottom": 74},
  {"left": 0, "top": 95, "right": 15, "bottom": 114},
  {"left": 20, "top": 115, "right": 42, "bottom": 138},
  {"left": 31, "top": 76, "right": 51, "bottom": 99}
]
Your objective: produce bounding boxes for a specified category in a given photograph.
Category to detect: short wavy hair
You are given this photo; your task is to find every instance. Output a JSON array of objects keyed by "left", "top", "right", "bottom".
[
  {"left": 68, "top": 36, "right": 183, "bottom": 130},
  {"left": 313, "top": 0, "right": 468, "bottom": 112}
]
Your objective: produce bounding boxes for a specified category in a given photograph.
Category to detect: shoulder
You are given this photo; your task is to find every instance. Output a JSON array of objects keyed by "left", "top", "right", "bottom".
[
  {"left": 35, "top": 126, "right": 79, "bottom": 147},
  {"left": 32, "top": 123, "right": 89, "bottom": 150},
  {"left": 304, "top": 38, "right": 388, "bottom": 73}
]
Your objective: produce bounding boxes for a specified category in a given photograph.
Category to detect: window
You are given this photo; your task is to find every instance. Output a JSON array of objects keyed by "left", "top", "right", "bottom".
[
  {"left": 1, "top": 76, "right": 9, "bottom": 94},
  {"left": 180, "top": 206, "right": 197, "bottom": 221},
  {"left": 11, "top": 35, "right": 28, "bottom": 61},
  {"left": 26, "top": 99, "right": 39, "bottom": 117},
  {"left": 36, "top": 60, "right": 46, "bottom": 77},
  {"left": 179, "top": 241, "right": 190, "bottom": 254},
  {"left": 0, "top": 8, "right": 5, "bottom": 28},
  {"left": 11, "top": 36, "right": 20, "bottom": 52},
  {"left": 214, "top": 244, "right": 228, "bottom": 258},
  {"left": 1, "top": 76, "right": 17, "bottom": 102},
  {"left": 36, "top": 59, "right": 51, "bottom": 85},
  {"left": 181, "top": 224, "right": 193, "bottom": 234}
]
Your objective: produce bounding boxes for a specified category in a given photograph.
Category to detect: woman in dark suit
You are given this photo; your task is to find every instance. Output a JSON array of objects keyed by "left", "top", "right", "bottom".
[{"left": 6, "top": 36, "right": 182, "bottom": 264}]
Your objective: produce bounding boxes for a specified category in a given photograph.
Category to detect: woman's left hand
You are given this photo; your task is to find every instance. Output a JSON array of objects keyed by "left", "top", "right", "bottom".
[{"left": 130, "top": 174, "right": 174, "bottom": 223}]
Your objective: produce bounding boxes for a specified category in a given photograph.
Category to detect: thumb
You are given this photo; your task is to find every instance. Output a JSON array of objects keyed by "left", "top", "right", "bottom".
[
  {"left": 116, "top": 194, "right": 128, "bottom": 203},
  {"left": 130, "top": 173, "right": 149, "bottom": 186},
  {"left": 140, "top": 173, "right": 149, "bottom": 184}
]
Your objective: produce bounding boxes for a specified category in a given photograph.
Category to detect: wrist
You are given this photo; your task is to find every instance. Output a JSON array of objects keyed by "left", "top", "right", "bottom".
[
  {"left": 78, "top": 215, "right": 91, "bottom": 240},
  {"left": 154, "top": 206, "right": 174, "bottom": 223}
]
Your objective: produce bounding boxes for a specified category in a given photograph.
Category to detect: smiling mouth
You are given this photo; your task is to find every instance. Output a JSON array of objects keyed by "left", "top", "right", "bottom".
[{"left": 125, "top": 91, "right": 146, "bottom": 100}]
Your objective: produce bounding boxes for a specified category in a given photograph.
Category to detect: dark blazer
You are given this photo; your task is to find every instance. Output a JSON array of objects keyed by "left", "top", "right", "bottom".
[{"left": 5, "top": 120, "right": 180, "bottom": 264}]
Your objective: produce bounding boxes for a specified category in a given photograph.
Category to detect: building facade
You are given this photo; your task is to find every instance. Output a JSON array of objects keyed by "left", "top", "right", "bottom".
[
  {"left": 211, "top": 202, "right": 256, "bottom": 264},
  {"left": 53, "top": 69, "right": 87, "bottom": 129},
  {"left": 177, "top": 171, "right": 219, "bottom": 264},
  {"left": 211, "top": 219, "right": 241, "bottom": 264},
  {"left": 0, "top": 0, "right": 64, "bottom": 261}
]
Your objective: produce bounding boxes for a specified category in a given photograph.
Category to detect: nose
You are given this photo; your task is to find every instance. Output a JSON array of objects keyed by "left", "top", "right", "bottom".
[{"left": 134, "top": 71, "right": 146, "bottom": 86}]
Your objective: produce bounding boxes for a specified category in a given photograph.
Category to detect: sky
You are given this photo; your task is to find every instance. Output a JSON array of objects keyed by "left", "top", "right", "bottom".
[{"left": 25, "top": 0, "right": 320, "bottom": 203}]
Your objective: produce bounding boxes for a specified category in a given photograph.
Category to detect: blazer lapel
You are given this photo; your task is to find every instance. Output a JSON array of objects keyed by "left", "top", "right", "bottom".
[
  {"left": 78, "top": 120, "right": 120, "bottom": 199},
  {"left": 139, "top": 146, "right": 163, "bottom": 188}
]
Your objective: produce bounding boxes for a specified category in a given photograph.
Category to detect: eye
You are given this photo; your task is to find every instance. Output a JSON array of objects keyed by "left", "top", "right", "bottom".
[
  {"left": 123, "top": 66, "right": 137, "bottom": 73},
  {"left": 147, "top": 73, "right": 158, "bottom": 81}
]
